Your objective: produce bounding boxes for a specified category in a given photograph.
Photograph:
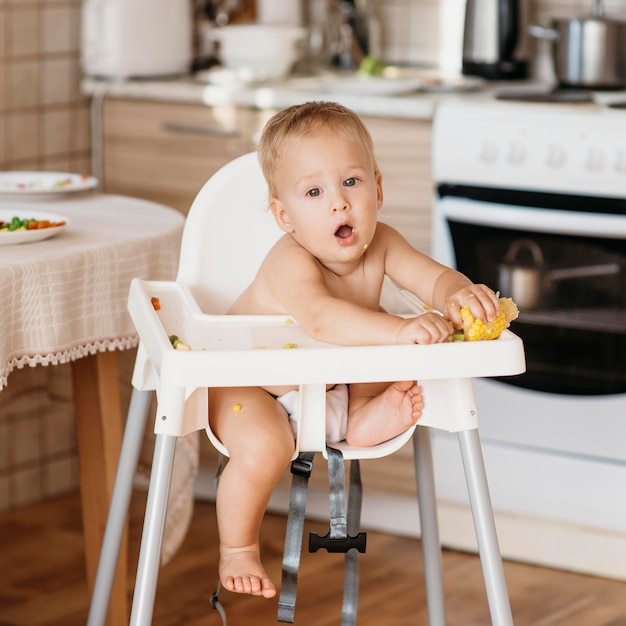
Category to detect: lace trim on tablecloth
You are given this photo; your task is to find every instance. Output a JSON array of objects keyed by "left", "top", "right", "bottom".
[{"left": 0, "top": 335, "right": 139, "bottom": 392}]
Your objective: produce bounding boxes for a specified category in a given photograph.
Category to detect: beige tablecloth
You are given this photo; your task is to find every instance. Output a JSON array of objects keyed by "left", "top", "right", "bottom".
[
  {"left": 0, "top": 193, "right": 185, "bottom": 386},
  {"left": 0, "top": 192, "right": 196, "bottom": 563}
]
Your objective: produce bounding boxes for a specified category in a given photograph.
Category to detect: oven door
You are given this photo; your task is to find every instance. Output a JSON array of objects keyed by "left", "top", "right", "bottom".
[{"left": 433, "top": 196, "right": 626, "bottom": 396}]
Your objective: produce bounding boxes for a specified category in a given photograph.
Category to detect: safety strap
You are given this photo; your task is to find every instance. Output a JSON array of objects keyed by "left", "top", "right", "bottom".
[
  {"left": 210, "top": 581, "right": 228, "bottom": 626},
  {"left": 342, "top": 457, "right": 364, "bottom": 626},
  {"left": 278, "top": 452, "right": 315, "bottom": 623},
  {"left": 279, "top": 448, "right": 366, "bottom": 625}
]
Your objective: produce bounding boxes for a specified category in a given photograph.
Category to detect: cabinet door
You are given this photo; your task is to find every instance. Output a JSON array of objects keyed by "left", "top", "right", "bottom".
[
  {"left": 102, "top": 99, "right": 272, "bottom": 214},
  {"left": 363, "top": 116, "right": 433, "bottom": 255}
]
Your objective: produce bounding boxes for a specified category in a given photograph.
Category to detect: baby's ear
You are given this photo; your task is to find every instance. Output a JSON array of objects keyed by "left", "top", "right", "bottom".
[{"left": 269, "top": 198, "right": 294, "bottom": 233}]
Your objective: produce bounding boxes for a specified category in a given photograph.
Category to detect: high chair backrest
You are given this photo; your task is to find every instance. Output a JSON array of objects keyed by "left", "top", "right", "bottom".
[{"left": 176, "top": 152, "right": 282, "bottom": 313}]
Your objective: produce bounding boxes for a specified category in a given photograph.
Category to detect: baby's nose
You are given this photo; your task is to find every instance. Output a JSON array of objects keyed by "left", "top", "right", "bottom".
[{"left": 331, "top": 195, "right": 349, "bottom": 212}]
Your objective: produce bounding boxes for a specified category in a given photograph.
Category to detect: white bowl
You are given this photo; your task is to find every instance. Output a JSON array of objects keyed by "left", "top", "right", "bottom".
[{"left": 211, "top": 24, "right": 306, "bottom": 82}]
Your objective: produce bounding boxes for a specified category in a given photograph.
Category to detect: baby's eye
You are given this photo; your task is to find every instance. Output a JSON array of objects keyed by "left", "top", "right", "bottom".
[
  {"left": 344, "top": 177, "right": 358, "bottom": 187},
  {"left": 306, "top": 187, "right": 321, "bottom": 197}
]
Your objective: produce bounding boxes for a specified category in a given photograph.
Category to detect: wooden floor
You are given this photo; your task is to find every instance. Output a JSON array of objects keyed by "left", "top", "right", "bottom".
[{"left": 1, "top": 490, "right": 626, "bottom": 626}]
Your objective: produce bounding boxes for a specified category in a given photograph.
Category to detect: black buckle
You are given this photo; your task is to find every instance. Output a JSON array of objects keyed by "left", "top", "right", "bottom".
[
  {"left": 308, "top": 531, "right": 367, "bottom": 554},
  {"left": 291, "top": 455, "right": 313, "bottom": 478}
]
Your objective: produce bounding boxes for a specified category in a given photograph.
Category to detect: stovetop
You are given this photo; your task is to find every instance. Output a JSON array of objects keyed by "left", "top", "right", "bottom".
[
  {"left": 494, "top": 87, "right": 595, "bottom": 104},
  {"left": 488, "top": 83, "right": 626, "bottom": 108}
]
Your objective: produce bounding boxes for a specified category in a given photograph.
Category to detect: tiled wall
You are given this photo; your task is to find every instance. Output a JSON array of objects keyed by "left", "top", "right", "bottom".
[
  {"left": 0, "top": 364, "right": 79, "bottom": 511},
  {"left": 0, "top": 0, "right": 91, "bottom": 512},
  {"left": 0, "top": 0, "right": 91, "bottom": 173},
  {"left": 374, "top": 0, "right": 626, "bottom": 80}
]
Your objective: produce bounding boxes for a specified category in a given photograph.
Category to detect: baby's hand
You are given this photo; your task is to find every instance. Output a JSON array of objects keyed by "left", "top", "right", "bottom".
[
  {"left": 444, "top": 284, "right": 500, "bottom": 330},
  {"left": 396, "top": 312, "right": 453, "bottom": 345}
]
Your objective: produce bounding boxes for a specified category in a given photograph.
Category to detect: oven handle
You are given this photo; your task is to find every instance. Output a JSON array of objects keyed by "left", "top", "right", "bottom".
[{"left": 437, "top": 198, "right": 626, "bottom": 239}]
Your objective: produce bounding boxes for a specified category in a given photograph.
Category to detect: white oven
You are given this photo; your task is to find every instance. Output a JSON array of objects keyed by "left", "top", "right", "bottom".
[{"left": 429, "top": 98, "right": 626, "bottom": 572}]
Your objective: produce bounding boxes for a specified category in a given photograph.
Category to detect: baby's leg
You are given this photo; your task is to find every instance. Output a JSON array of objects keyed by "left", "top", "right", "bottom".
[
  {"left": 345, "top": 381, "right": 423, "bottom": 447},
  {"left": 209, "top": 386, "right": 295, "bottom": 598}
]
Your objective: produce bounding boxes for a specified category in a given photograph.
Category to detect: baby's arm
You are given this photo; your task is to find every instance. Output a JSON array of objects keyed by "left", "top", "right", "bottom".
[
  {"left": 281, "top": 280, "right": 413, "bottom": 346},
  {"left": 380, "top": 224, "right": 500, "bottom": 329},
  {"left": 263, "top": 236, "right": 427, "bottom": 345}
]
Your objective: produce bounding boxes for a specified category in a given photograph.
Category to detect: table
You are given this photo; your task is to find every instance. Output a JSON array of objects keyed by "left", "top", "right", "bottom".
[{"left": 0, "top": 192, "right": 184, "bottom": 625}]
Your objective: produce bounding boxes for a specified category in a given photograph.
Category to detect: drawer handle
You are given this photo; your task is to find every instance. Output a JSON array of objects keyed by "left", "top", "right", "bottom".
[{"left": 162, "top": 122, "right": 239, "bottom": 138}]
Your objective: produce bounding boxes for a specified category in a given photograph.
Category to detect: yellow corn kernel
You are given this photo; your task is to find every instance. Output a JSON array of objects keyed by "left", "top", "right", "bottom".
[
  {"left": 459, "top": 297, "right": 519, "bottom": 341},
  {"left": 168, "top": 334, "right": 191, "bottom": 350}
]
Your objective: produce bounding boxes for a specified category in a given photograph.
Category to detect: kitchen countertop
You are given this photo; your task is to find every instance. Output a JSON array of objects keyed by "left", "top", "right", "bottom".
[
  {"left": 81, "top": 71, "right": 505, "bottom": 120},
  {"left": 82, "top": 72, "right": 626, "bottom": 121}
]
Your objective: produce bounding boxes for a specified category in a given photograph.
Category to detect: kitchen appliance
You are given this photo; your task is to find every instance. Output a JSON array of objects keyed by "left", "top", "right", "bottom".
[
  {"left": 529, "top": 0, "right": 626, "bottom": 89},
  {"left": 81, "top": 0, "right": 193, "bottom": 79},
  {"left": 462, "top": 0, "right": 529, "bottom": 79},
  {"left": 431, "top": 98, "right": 626, "bottom": 577}
]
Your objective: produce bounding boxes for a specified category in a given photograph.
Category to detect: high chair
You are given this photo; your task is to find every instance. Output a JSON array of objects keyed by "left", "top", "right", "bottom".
[{"left": 87, "top": 151, "right": 525, "bottom": 626}]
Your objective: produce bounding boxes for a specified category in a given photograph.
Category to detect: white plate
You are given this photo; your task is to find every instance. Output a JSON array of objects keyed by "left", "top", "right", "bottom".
[
  {"left": 0, "top": 209, "right": 69, "bottom": 244},
  {"left": 319, "top": 76, "right": 423, "bottom": 96},
  {"left": 0, "top": 171, "right": 98, "bottom": 200}
]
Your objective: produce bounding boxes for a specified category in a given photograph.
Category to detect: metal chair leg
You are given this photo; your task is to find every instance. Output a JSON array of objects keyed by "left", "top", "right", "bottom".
[
  {"left": 458, "top": 429, "right": 514, "bottom": 626},
  {"left": 130, "top": 433, "right": 178, "bottom": 626},
  {"left": 413, "top": 427, "right": 446, "bottom": 626},
  {"left": 87, "top": 388, "right": 152, "bottom": 626}
]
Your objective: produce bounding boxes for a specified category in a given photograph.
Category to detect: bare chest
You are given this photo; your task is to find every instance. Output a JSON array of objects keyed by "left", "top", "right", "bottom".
[{"left": 324, "top": 270, "right": 384, "bottom": 310}]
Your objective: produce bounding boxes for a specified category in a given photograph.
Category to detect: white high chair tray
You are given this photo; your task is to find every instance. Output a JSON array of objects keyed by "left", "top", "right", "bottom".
[{"left": 131, "top": 279, "right": 526, "bottom": 390}]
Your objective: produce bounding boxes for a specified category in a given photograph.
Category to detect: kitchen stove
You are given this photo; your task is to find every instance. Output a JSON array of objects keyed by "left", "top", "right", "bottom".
[
  {"left": 429, "top": 97, "right": 626, "bottom": 579},
  {"left": 433, "top": 97, "right": 626, "bottom": 199},
  {"left": 494, "top": 87, "right": 595, "bottom": 103}
]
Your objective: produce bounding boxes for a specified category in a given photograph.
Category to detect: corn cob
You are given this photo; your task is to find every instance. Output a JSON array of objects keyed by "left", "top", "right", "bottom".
[{"left": 458, "top": 297, "right": 519, "bottom": 341}]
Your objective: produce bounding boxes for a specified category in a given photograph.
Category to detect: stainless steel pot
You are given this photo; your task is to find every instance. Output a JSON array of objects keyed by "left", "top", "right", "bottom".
[
  {"left": 529, "top": 0, "right": 626, "bottom": 88},
  {"left": 498, "top": 239, "right": 620, "bottom": 309},
  {"left": 498, "top": 240, "right": 545, "bottom": 309}
]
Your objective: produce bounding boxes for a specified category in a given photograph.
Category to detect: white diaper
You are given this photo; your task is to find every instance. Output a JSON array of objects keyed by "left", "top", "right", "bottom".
[{"left": 276, "top": 384, "right": 349, "bottom": 444}]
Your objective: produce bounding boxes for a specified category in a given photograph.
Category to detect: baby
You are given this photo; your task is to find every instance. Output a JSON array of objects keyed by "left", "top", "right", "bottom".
[{"left": 208, "top": 101, "right": 501, "bottom": 599}]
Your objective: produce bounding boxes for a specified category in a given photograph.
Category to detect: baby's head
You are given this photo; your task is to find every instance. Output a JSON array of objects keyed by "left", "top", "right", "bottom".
[{"left": 258, "top": 101, "right": 377, "bottom": 198}]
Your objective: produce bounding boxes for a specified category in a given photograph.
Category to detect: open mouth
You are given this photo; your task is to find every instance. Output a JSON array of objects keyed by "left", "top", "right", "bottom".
[{"left": 335, "top": 224, "right": 355, "bottom": 240}]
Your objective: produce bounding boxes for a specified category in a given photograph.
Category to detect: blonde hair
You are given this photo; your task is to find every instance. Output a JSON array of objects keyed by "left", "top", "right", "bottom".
[{"left": 258, "top": 101, "right": 378, "bottom": 197}]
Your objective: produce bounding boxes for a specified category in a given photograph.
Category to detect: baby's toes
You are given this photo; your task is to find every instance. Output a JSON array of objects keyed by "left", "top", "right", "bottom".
[{"left": 411, "top": 396, "right": 424, "bottom": 418}]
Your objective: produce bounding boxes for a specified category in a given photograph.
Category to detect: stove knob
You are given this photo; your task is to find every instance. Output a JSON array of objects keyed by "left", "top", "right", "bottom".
[
  {"left": 546, "top": 144, "right": 565, "bottom": 168},
  {"left": 614, "top": 150, "right": 626, "bottom": 173},
  {"left": 584, "top": 147, "right": 604, "bottom": 171},
  {"left": 506, "top": 141, "right": 526, "bottom": 165},
  {"left": 478, "top": 140, "right": 498, "bottom": 163}
]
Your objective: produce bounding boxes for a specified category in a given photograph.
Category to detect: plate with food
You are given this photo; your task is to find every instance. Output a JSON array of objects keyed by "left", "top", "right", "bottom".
[
  {"left": 0, "top": 171, "right": 98, "bottom": 200},
  {"left": 0, "top": 209, "right": 69, "bottom": 244}
]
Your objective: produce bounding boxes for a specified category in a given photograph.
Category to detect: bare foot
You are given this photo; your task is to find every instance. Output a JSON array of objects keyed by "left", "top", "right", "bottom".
[
  {"left": 346, "top": 381, "right": 423, "bottom": 447},
  {"left": 219, "top": 545, "right": 276, "bottom": 598}
]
